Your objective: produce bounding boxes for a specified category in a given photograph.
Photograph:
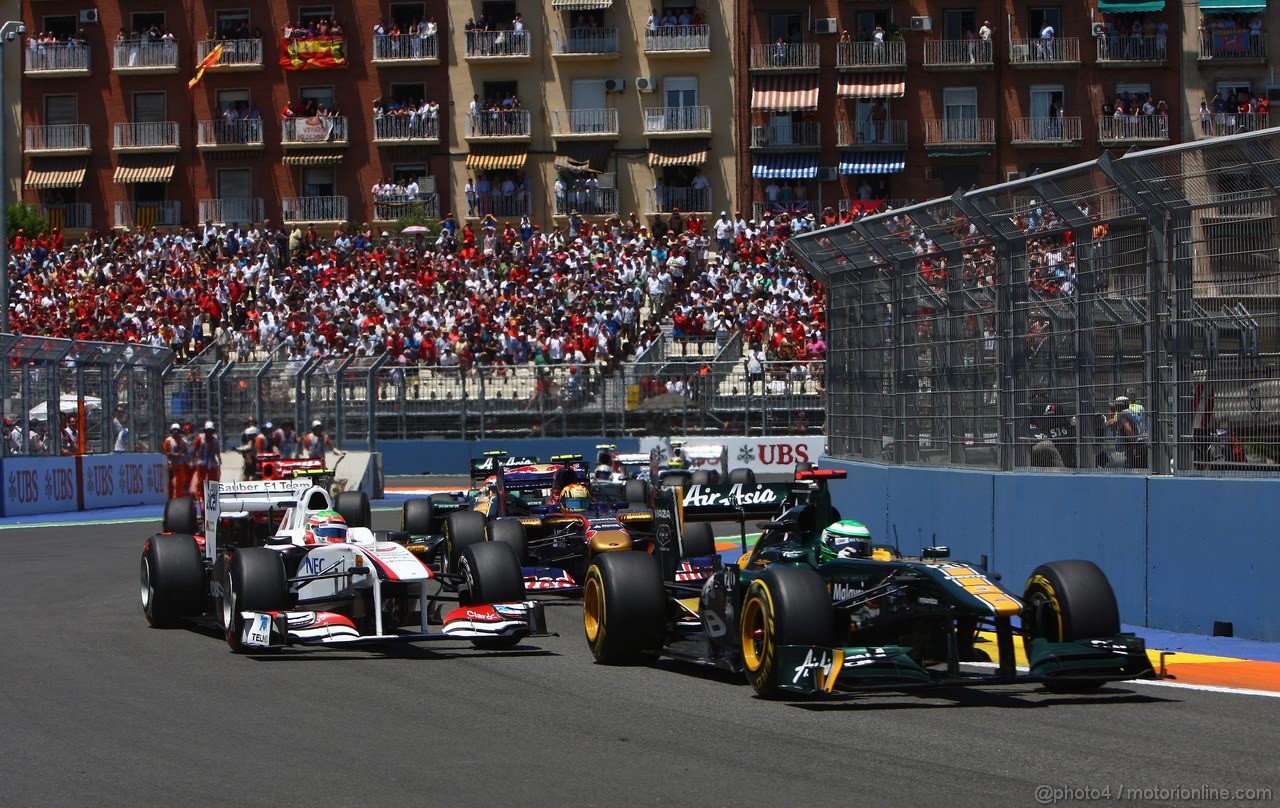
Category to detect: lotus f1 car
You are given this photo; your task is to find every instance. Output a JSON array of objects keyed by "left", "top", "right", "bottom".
[
  {"left": 583, "top": 469, "right": 1156, "bottom": 698},
  {"left": 140, "top": 478, "right": 545, "bottom": 653}
]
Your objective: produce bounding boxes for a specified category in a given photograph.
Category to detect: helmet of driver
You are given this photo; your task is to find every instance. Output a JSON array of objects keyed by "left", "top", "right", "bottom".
[
  {"left": 819, "top": 520, "right": 872, "bottom": 562},
  {"left": 560, "top": 483, "right": 591, "bottom": 513},
  {"left": 304, "top": 510, "right": 348, "bottom": 544}
]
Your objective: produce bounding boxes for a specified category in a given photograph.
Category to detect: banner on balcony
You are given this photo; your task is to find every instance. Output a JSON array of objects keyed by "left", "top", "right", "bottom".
[
  {"left": 279, "top": 36, "right": 347, "bottom": 70},
  {"left": 290, "top": 116, "right": 336, "bottom": 143},
  {"left": 187, "top": 42, "right": 223, "bottom": 90}
]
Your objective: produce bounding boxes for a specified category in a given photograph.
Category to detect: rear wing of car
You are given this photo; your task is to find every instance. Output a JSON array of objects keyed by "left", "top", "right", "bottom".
[
  {"left": 492, "top": 459, "right": 589, "bottom": 515},
  {"left": 202, "top": 478, "right": 328, "bottom": 562},
  {"left": 469, "top": 452, "right": 541, "bottom": 483},
  {"left": 668, "top": 440, "right": 728, "bottom": 476}
]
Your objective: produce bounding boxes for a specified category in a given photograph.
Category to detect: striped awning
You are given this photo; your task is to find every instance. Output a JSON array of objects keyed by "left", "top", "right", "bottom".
[
  {"left": 466, "top": 145, "right": 528, "bottom": 171},
  {"left": 113, "top": 155, "right": 175, "bottom": 184},
  {"left": 752, "top": 153, "right": 819, "bottom": 180},
  {"left": 554, "top": 141, "right": 612, "bottom": 173},
  {"left": 1099, "top": 0, "right": 1164, "bottom": 10},
  {"left": 839, "top": 152, "right": 905, "bottom": 175},
  {"left": 1200, "top": 0, "right": 1264, "bottom": 11},
  {"left": 282, "top": 152, "right": 346, "bottom": 166},
  {"left": 751, "top": 76, "right": 820, "bottom": 111},
  {"left": 837, "top": 74, "right": 906, "bottom": 99},
  {"left": 551, "top": 0, "right": 612, "bottom": 8},
  {"left": 25, "top": 157, "right": 88, "bottom": 189},
  {"left": 647, "top": 139, "right": 709, "bottom": 167}
]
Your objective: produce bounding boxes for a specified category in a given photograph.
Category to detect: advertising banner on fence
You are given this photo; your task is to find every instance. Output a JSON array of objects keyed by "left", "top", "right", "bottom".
[
  {"left": 639, "top": 436, "right": 826, "bottom": 475},
  {"left": 0, "top": 456, "right": 79, "bottom": 517},
  {"left": 80, "top": 453, "right": 169, "bottom": 511}
]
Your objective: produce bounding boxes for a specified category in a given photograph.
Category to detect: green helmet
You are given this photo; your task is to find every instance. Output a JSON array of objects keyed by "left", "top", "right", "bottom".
[{"left": 819, "top": 520, "right": 872, "bottom": 562}]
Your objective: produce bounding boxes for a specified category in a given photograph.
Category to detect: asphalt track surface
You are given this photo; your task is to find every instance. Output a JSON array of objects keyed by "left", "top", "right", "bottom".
[{"left": 3, "top": 515, "right": 1280, "bottom": 807}]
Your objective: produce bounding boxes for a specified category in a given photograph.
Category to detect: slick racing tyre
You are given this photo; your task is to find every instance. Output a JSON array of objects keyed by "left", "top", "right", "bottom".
[
  {"left": 220, "top": 548, "right": 288, "bottom": 653},
  {"left": 680, "top": 522, "right": 716, "bottom": 559},
  {"left": 1022, "top": 559, "right": 1121, "bottom": 693},
  {"left": 662, "top": 470, "right": 691, "bottom": 489},
  {"left": 162, "top": 497, "right": 199, "bottom": 535},
  {"left": 727, "top": 467, "right": 756, "bottom": 486},
  {"left": 487, "top": 517, "right": 529, "bottom": 565},
  {"left": 402, "top": 498, "right": 434, "bottom": 536},
  {"left": 689, "top": 469, "right": 718, "bottom": 487},
  {"left": 140, "top": 533, "right": 205, "bottom": 628},
  {"left": 459, "top": 542, "right": 526, "bottom": 650},
  {"left": 335, "top": 491, "right": 371, "bottom": 529},
  {"left": 623, "top": 479, "right": 650, "bottom": 506},
  {"left": 740, "top": 565, "right": 835, "bottom": 698},
  {"left": 444, "top": 510, "right": 487, "bottom": 573},
  {"left": 583, "top": 551, "right": 666, "bottom": 664}
]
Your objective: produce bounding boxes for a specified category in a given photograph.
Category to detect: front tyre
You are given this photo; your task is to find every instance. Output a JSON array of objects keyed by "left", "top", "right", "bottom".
[
  {"left": 583, "top": 551, "right": 666, "bottom": 664},
  {"left": 220, "top": 548, "right": 288, "bottom": 653},
  {"left": 740, "top": 565, "right": 834, "bottom": 698},
  {"left": 141, "top": 533, "right": 204, "bottom": 628},
  {"left": 1022, "top": 559, "right": 1121, "bottom": 693},
  {"left": 459, "top": 541, "right": 526, "bottom": 650}
]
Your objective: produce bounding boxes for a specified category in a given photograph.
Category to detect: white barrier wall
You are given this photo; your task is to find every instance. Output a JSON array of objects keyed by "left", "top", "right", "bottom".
[{"left": 638, "top": 436, "right": 826, "bottom": 475}]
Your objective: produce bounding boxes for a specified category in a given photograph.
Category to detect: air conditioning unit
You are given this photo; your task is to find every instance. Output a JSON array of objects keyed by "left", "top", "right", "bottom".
[
  {"left": 79, "top": 8, "right": 99, "bottom": 24},
  {"left": 816, "top": 167, "right": 839, "bottom": 182},
  {"left": 910, "top": 16, "right": 932, "bottom": 32},
  {"left": 814, "top": 18, "right": 838, "bottom": 35},
  {"left": 604, "top": 78, "right": 625, "bottom": 93},
  {"left": 1007, "top": 170, "right": 1026, "bottom": 182},
  {"left": 635, "top": 76, "right": 657, "bottom": 93},
  {"left": 1091, "top": 22, "right": 1106, "bottom": 37}
]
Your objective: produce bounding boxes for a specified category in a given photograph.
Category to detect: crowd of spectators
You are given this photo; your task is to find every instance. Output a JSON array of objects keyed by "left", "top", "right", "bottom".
[
  {"left": 281, "top": 18, "right": 346, "bottom": 40},
  {"left": 373, "top": 97, "right": 441, "bottom": 138},
  {"left": 463, "top": 14, "right": 526, "bottom": 56}
]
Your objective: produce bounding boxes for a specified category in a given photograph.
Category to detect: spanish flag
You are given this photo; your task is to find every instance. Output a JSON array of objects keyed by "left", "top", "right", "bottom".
[{"left": 187, "top": 42, "right": 224, "bottom": 90}]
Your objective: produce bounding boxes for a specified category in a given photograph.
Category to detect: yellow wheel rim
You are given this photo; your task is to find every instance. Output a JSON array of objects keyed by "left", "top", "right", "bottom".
[
  {"left": 583, "top": 573, "right": 603, "bottom": 644},
  {"left": 740, "top": 592, "right": 767, "bottom": 671}
]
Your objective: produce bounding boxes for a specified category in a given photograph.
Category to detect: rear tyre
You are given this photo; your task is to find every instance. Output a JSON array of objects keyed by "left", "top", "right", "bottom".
[
  {"left": 1022, "top": 559, "right": 1121, "bottom": 693},
  {"left": 680, "top": 522, "right": 716, "bottom": 559},
  {"left": 140, "top": 533, "right": 204, "bottom": 628},
  {"left": 727, "top": 467, "right": 756, "bottom": 486},
  {"left": 623, "top": 479, "right": 650, "bottom": 505},
  {"left": 584, "top": 551, "right": 667, "bottom": 664},
  {"left": 662, "top": 470, "right": 691, "bottom": 489},
  {"left": 740, "top": 565, "right": 835, "bottom": 698},
  {"left": 220, "top": 548, "right": 288, "bottom": 653},
  {"left": 488, "top": 517, "right": 529, "bottom": 565},
  {"left": 444, "top": 510, "right": 487, "bottom": 573},
  {"left": 402, "top": 498, "right": 435, "bottom": 537},
  {"left": 335, "top": 490, "right": 371, "bottom": 529},
  {"left": 162, "top": 497, "right": 199, "bottom": 535},
  {"left": 689, "top": 469, "right": 718, "bottom": 487}
]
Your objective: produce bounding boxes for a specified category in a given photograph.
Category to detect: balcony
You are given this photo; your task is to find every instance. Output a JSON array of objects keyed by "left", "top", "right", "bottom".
[
  {"left": 373, "top": 114, "right": 441, "bottom": 144},
  {"left": 1199, "top": 30, "right": 1266, "bottom": 62},
  {"left": 196, "top": 38, "right": 263, "bottom": 71},
  {"left": 552, "top": 27, "right": 619, "bottom": 58},
  {"left": 283, "top": 196, "right": 349, "bottom": 224},
  {"left": 749, "top": 43, "right": 820, "bottom": 72},
  {"left": 643, "top": 25, "right": 710, "bottom": 55},
  {"left": 836, "top": 41, "right": 906, "bottom": 70},
  {"left": 750, "top": 121, "right": 820, "bottom": 150},
  {"left": 550, "top": 109, "right": 619, "bottom": 139},
  {"left": 923, "top": 39, "right": 993, "bottom": 69},
  {"left": 371, "top": 33, "right": 440, "bottom": 64},
  {"left": 113, "top": 40, "right": 180, "bottom": 73},
  {"left": 113, "top": 122, "right": 180, "bottom": 152},
  {"left": 836, "top": 120, "right": 908, "bottom": 149},
  {"left": 473, "top": 192, "right": 530, "bottom": 218},
  {"left": 25, "top": 124, "right": 91, "bottom": 155},
  {"left": 1011, "top": 116, "right": 1083, "bottom": 146},
  {"left": 1200, "top": 112, "right": 1273, "bottom": 138},
  {"left": 281, "top": 116, "right": 349, "bottom": 148},
  {"left": 1097, "top": 115, "right": 1169, "bottom": 145},
  {"left": 643, "top": 106, "right": 712, "bottom": 137},
  {"left": 647, "top": 187, "right": 711, "bottom": 214},
  {"left": 373, "top": 194, "right": 440, "bottom": 222},
  {"left": 115, "top": 201, "right": 181, "bottom": 229},
  {"left": 1009, "top": 37, "right": 1080, "bottom": 66},
  {"left": 554, "top": 189, "right": 619, "bottom": 217},
  {"left": 924, "top": 118, "right": 996, "bottom": 146},
  {"left": 197, "top": 120, "right": 265, "bottom": 151},
  {"left": 464, "top": 30, "right": 532, "bottom": 61},
  {"left": 465, "top": 110, "right": 532, "bottom": 141},
  {"left": 24, "top": 43, "right": 90, "bottom": 77},
  {"left": 1095, "top": 35, "right": 1167, "bottom": 66},
  {"left": 41, "top": 203, "right": 92, "bottom": 230},
  {"left": 199, "top": 198, "right": 265, "bottom": 225}
]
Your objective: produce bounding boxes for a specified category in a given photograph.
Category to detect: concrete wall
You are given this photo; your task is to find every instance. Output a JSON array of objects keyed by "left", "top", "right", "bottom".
[{"left": 821, "top": 458, "right": 1280, "bottom": 642}]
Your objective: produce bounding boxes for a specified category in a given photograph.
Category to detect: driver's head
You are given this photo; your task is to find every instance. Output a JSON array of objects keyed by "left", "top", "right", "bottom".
[
  {"left": 819, "top": 520, "right": 872, "bottom": 562},
  {"left": 304, "top": 510, "right": 348, "bottom": 544},
  {"left": 560, "top": 483, "right": 590, "bottom": 513}
]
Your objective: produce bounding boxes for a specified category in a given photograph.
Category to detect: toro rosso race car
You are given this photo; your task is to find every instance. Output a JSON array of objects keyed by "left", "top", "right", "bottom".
[
  {"left": 140, "top": 478, "right": 545, "bottom": 653},
  {"left": 584, "top": 468, "right": 1156, "bottom": 698}
]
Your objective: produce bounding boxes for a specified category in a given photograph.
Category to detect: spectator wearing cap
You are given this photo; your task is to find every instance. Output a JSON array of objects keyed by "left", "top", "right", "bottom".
[{"left": 163, "top": 423, "right": 191, "bottom": 498}]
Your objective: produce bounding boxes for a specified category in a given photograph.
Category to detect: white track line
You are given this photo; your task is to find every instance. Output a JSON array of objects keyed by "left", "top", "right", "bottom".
[{"left": 964, "top": 661, "right": 1280, "bottom": 698}]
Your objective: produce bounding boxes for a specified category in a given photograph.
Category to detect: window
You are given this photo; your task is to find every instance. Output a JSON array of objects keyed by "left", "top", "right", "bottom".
[
  {"left": 44, "top": 95, "right": 78, "bottom": 126},
  {"left": 1217, "top": 80, "right": 1251, "bottom": 98},
  {"left": 389, "top": 82, "right": 426, "bottom": 106},
  {"left": 482, "top": 80, "right": 518, "bottom": 104},
  {"left": 941, "top": 165, "right": 980, "bottom": 192},
  {"left": 1029, "top": 85, "right": 1064, "bottom": 119},
  {"left": 130, "top": 12, "right": 166, "bottom": 35},
  {"left": 770, "top": 13, "right": 803, "bottom": 42},
  {"left": 664, "top": 76, "right": 698, "bottom": 107},
  {"left": 302, "top": 167, "right": 336, "bottom": 196},
  {"left": 300, "top": 86, "right": 335, "bottom": 110},
  {"left": 943, "top": 87, "right": 977, "bottom": 120},
  {"left": 854, "top": 10, "right": 892, "bottom": 38},
  {"left": 392, "top": 163, "right": 427, "bottom": 185},
  {"left": 134, "top": 182, "right": 167, "bottom": 204},
  {"left": 572, "top": 79, "right": 606, "bottom": 110},
  {"left": 389, "top": 2, "right": 426, "bottom": 28},
  {"left": 1116, "top": 82, "right": 1151, "bottom": 97},
  {"left": 217, "top": 89, "right": 250, "bottom": 112},
  {"left": 132, "top": 92, "right": 166, "bottom": 122},
  {"left": 42, "top": 15, "right": 77, "bottom": 38},
  {"left": 298, "top": 7, "right": 334, "bottom": 26},
  {"left": 943, "top": 10, "right": 975, "bottom": 41},
  {"left": 218, "top": 169, "right": 252, "bottom": 200},
  {"left": 214, "top": 9, "right": 250, "bottom": 38},
  {"left": 481, "top": 1, "right": 518, "bottom": 27},
  {"left": 1028, "top": 7, "right": 1061, "bottom": 36}
]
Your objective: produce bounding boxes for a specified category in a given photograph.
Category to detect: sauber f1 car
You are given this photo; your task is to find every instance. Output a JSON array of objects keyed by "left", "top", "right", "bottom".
[
  {"left": 583, "top": 469, "right": 1156, "bottom": 698},
  {"left": 140, "top": 478, "right": 546, "bottom": 653}
]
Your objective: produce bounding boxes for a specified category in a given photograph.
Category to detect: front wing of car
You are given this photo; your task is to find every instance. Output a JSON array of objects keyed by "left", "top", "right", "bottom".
[{"left": 236, "top": 601, "right": 547, "bottom": 649}]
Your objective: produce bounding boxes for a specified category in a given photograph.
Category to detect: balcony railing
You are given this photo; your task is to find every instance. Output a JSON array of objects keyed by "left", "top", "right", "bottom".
[
  {"left": 750, "top": 121, "right": 820, "bottom": 149},
  {"left": 836, "top": 119, "right": 908, "bottom": 147},
  {"left": 283, "top": 196, "right": 349, "bottom": 223},
  {"left": 1200, "top": 112, "right": 1273, "bottom": 137},
  {"left": 197, "top": 119, "right": 264, "bottom": 148},
  {"left": 551, "top": 109, "right": 619, "bottom": 137},
  {"left": 113, "top": 121, "right": 180, "bottom": 150},
  {"left": 115, "top": 201, "right": 182, "bottom": 229},
  {"left": 41, "top": 203, "right": 92, "bottom": 230},
  {"left": 1200, "top": 30, "right": 1266, "bottom": 60},
  {"left": 836, "top": 41, "right": 907, "bottom": 69},
  {"left": 1095, "top": 34, "right": 1167, "bottom": 63},
  {"left": 473, "top": 192, "right": 530, "bottom": 218},
  {"left": 373, "top": 194, "right": 440, "bottom": 221},
  {"left": 1097, "top": 115, "right": 1169, "bottom": 143},
  {"left": 465, "top": 30, "right": 531, "bottom": 58},
  {"left": 199, "top": 198, "right": 265, "bottom": 225},
  {"left": 924, "top": 118, "right": 996, "bottom": 144},
  {"left": 1009, "top": 36, "right": 1080, "bottom": 64},
  {"left": 923, "top": 39, "right": 993, "bottom": 67},
  {"left": 648, "top": 186, "right": 711, "bottom": 213},
  {"left": 25, "top": 43, "right": 90, "bottom": 74},
  {"left": 750, "top": 42, "right": 820, "bottom": 70},
  {"left": 554, "top": 189, "right": 619, "bottom": 217},
  {"left": 25, "top": 124, "right": 91, "bottom": 153},
  {"left": 553, "top": 27, "right": 619, "bottom": 55},
  {"left": 197, "top": 38, "right": 263, "bottom": 68},
  {"left": 113, "top": 40, "right": 179, "bottom": 71},
  {"left": 373, "top": 114, "right": 441, "bottom": 141},
  {"left": 281, "top": 116, "right": 349, "bottom": 146},
  {"left": 643, "top": 25, "right": 710, "bottom": 52},
  {"left": 1010, "top": 116, "right": 1083, "bottom": 144},
  {"left": 371, "top": 33, "right": 439, "bottom": 61},
  {"left": 643, "top": 106, "right": 712, "bottom": 135},
  {"left": 465, "top": 110, "right": 533, "bottom": 138}
]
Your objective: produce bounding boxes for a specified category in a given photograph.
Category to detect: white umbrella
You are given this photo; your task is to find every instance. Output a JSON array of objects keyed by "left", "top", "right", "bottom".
[{"left": 28, "top": 395, "right": 103, "bottom": 420}]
